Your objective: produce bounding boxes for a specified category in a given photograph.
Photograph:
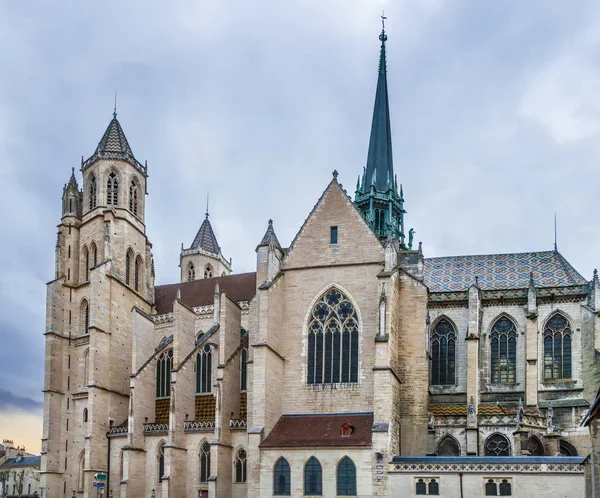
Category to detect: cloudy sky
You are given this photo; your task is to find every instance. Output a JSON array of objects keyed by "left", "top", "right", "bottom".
[{"left": 2, "top": 0, "right": 600, "bottom": 452}]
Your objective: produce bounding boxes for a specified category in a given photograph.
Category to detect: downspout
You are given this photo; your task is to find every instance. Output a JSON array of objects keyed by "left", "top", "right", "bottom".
[
  {"left": 459, "top": 472, "right": 464, "bottom": 498},
  {"left": 106, "top": 429, "right": 111, "bottom": 496}
]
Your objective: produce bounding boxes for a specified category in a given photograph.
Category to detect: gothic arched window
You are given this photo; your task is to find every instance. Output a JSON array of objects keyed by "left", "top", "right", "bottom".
[
  {"left": 83, "top": 408, "right": 88, "bottom": 423},
  {"left": 430, "top": 318, "right": 456, "bottom": 385},
  {"left": 188, "top": 263, "right": 195, "bottom": 282},
  {"left": 490, "top": 317, "right": 517, "bottom": 384},
  {"left": 204, "top": 265, "right": 213, "bottom": 279},
  {"left": 484, "top": 433, "right": 511, "bottom": 456},
  {"left": 337, "top": 456, "right": 357, "bottom": 496},
  {"left": 235, "top": 448, "right": 247, "bottom": 483},
  {"left": 157, "top": 443, "right": 165, "bottom": 483},
  {"left": 88, "top": 174, "right": 97, "bottom": 210},
  {"left": 134, "top": 256, "right": 142, "bottom": 292},
  {"left": 125, "top": 249, "right": 133, "bottom": 286},
  {"left": 200, "top": 442, "right": 211, "bottom": 482},
  {"left": 374, "top": 208, "right": 386, "bottom": 236},
  {"left": 129, "top": 179, "right": 139, "bottom": 215},
  {"left": 90, "top": 242, "right": 97, "bottom": 268},
  {"left": 485, "top": 480, "right": 497, "bottom": 496},
  {"left": 273, "top": 457, "right": 290, "bottom": 496},
  {"left": 195, "top": 345, "right": 212, "bottom": 394},
  {"left": 77, "top": 452, "right": 85, "bottom": 491},
  {"left": 527, "top": 436, "right": 544, "bottom": 456},
  {"left": 83, "top": 246, "right": 89, "bottom": 282},
  {"left": 156, "top": 350, "right": 173, "bottom": 398},
  {"left": 240, "top": 346, "right": 248, "bottom": 392},
  {"left": 438, "top": 435, "right": 460, "bottom": 456},
  {"left": 304, "top": 457, "right": 322, "bottom": 495},
  {"left": 416, "top": 479, "right": 426, "bottom": 495},
  {"left": 307, "top": 287, "right": 359, "bottom": 385},
  {"left": 107, "top": 172, "right": 119, "bottom": 206},
  {"left": 499, "top": 479, "right": 511, "bottom": 496},
  {"left": 81, "top": 300, "right": 89, "bottom": 335},
  {"left": 559, "top": 439, "right": 578, "bottom": 456},
  {"left": 544, "top": 314, "right": 572, "bottom": 381}
]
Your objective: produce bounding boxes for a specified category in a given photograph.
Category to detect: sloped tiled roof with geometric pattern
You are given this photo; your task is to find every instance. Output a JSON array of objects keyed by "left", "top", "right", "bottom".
[
  {"left": 423, "top": 251, "right": 587, "bottom": 293},
  {"left": 191, "top": 216, "right": 220, "bottom": 253},
  {"left": 429, "top": 404, "right": 541, "bottom": 417}
]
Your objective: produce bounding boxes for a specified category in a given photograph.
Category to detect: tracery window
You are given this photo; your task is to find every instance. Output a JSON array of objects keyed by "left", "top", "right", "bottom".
[
  {"left": 490, "top": 317, "right": 517, "bottom": 384},
  {"left": 235, "top": 449, "right": 247, "bottom": 483},
  {"left": 204, "top": 265, "right": 213, "bottom": 278},
  {"left": 88, "top": 174, "right": 97, "bottom": 210},
  {"left": 82, "top": 300, "right": 89, "bottom": 335},
  {"left": 107, "top": 172, "right": 119, "bottom": 205},
  {"left": 307, "top": 288, "right": 359, "bottom": 385},
  {"left": 195, "top": 345, "right": 212, "bottom": 394},
  {"left": 337, "top": 456, "right": 357, "bottom": 496},
  {"left": 134, "top": 256, "right": 141, "bottom": 292},
  {"left": 157, "top": 443, "right": 165, "bottom": 483},
  {"left": 484, "top": 433, "right": 511, "bottom": 456},
  {"left": 156, "top": 350, "right": 173, "bottom": 398},
  {"left": 240, "top": 346, "right": 248, "bottom": 392},
  {"left": 437, "top": 436, "right": 460, "bottom": 456},
  {"left": 188, "top": 263, "right": 195, "bottom": 282},
  {"left": 129, "top": 179, "right": 139, "bottom": 215},
  {"left": 543, "top": 314, "right": 572, "bottom": 381},
  {"left": 125, "top": 249, "right": 133, "bottom": 286},
  {"left": 304, "top": 457, "right": 322, "bottom": 495},
  {"left": 274, "top": 458, "right": 290, "bottom": 496},
  {"left": 200, "top": 442, "right": 210, "bottom": 482},
  {"left": 430, "top": 318, "right": 456, "bottom": 385}
]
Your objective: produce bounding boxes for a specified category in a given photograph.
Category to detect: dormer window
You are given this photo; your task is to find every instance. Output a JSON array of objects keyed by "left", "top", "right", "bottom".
[{"left": 341, "top": 422, "right": 354, "bottom": 437}]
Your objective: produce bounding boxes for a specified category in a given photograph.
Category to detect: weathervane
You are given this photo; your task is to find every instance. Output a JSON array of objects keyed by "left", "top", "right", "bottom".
[{"left": 380, "top": 12, "right": 388, "bottom": 42}]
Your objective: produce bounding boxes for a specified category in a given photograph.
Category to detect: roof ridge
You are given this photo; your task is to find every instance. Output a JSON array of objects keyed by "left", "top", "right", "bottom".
[
  {"left": 555, "top": 250, "right": 588, "bottom": 285},
  {"left": 155, "top": 272, "right": 257, "bottom": 290},
  {"left": 281, "top": 411, "right": 374, "bottom": 418},
  {"left": 425, "top": 250, "right": 556, "bottom": 261}
]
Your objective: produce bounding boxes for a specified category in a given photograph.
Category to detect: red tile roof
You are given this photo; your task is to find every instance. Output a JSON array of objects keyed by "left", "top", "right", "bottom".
[
  {"left": 155, "top": 272, "right": 257, "bottom": 314},
  {"left": 259, "top": 412, "right": 374, "bottom": 448}
]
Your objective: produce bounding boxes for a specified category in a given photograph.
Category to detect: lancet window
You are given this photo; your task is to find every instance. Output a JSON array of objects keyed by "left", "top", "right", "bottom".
[
  {"left": 430, "top": 318, "right": 456, "bottom": 385},
  {"left": 273, "top": 458, "right": 290, "bottom": 495},
  {"left": 134, "top": 256, "right": 141, "bottom": 292},
  {"left": 304, "top": 457, "right": 322, "bottom": 495},
  {"left": 543, "top": 314, "right": 572, "bottom": 381},
  {"left": 204, "top": 265, "right": 213, "bottom": 278},
  {"left": 91, "top": 242, "right": 97, "bottom": 267},
  {"left": 156, "top": 350, "right": 173, "bottom": 398},
  {"left": 195, "top": 345, "right": 212, "bottom": 394},
  {"left": 88, "top": 174, "right": 97, "bottom": 210},
  {"left": 337, "top": 456, "right": 357, "bottom": 496},
  {"left": 82, "top": 300, "right": 89, "bottom": 335},
  {"left": 83, "top": 247, "right": 89, "bottom": 282},
  {"left": 125, "top": 249, "right": 133, "bottom": 286},
  {"left": 307, "top": 287, "right": 359, "bottom": 385},
  {"left": 490, "top": 317, "right": 517, "bottom": 384},
  {"left": 188, "top": 263, "right": 195, "bottom": 281},
  {"left": 240, "top": 346, "right": 248, "bottom": 392},
  {"left": 107, "top": 172, "right": 119, "bottom": 205},
  {"left": 200, "top": 442, "right": 211, "bottom": 482},
  {"left": 157, "top": 443, "right": 165, "bottom": 483},
  {"left": 129, "top": 179, "right": 139, "bottom": 215},
  {"left": 235, "top": 449, "right": 247, "bottom": 483}
]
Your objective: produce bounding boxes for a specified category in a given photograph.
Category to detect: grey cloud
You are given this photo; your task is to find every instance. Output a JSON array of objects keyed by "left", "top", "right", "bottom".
[{"left": 0, "top": 389, "right": 43, "bottom": 415}]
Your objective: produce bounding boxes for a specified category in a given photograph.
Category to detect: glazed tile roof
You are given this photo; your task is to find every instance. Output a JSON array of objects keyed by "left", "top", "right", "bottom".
[
  {"left": 429, "top": 404, "right": 540, "bottom": 417},
  {"left": 154, "top": 272, "right": 256, "bottom": 314},
  {"left": 191, "top": 217, "right": 220, "bottom": 254},
  {"left": 423, "top": 251, "right": 587, "bottom": 293},
  {"left": 0, "top": 456, "right": 41, "bottom": 468},
  {"left": 259, "top": 412, "right": 373, "bottom": 448}
]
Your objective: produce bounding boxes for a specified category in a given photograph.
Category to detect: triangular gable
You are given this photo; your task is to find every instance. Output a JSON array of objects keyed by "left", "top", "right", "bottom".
[{"left": 284, "top": 176, "right": 384, "bottom": 269}]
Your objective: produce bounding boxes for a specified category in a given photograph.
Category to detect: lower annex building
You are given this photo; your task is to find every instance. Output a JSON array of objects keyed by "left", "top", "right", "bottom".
[{"left": 41, "top": 23, "right": 599, "bottom": 498}]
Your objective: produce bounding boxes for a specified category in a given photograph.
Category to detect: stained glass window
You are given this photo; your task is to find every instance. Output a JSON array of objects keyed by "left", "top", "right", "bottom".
[
  {"left": 431, "top": 319, "right": 456, "bottom": 385},
  {"left": 307, "top": 288, "right": 359, "bottom": 385},
  {"left": 490, "top": 317, "right": 517, "bottom": 384},
  {"left": 156, "top": 350, "right": 173, "bottom": 398},
  {"left": 484, "top": 433, "right": 511, "bottom": 456},
  {"left": 543, "top": 314, "right": 572, "bottom": 381},
  {"left": 274, "top": 458, "right": 290, "bottom": 495},
  {"left": 337, "top": 456, "right": 356, "bottom": 496},
  {"left": 195, "top": 345, "right": 212, "bottom": 394},
  {"left": 304, "top": 457, "right": 322, "bottom": 495}
]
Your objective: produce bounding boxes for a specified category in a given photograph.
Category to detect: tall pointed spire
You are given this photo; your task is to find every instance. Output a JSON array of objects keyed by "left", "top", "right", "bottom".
[{"left": 354, "top": 16, "right": 407, "bottom": 245}]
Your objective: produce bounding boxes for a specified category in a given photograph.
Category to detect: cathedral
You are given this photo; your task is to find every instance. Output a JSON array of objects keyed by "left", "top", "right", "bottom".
[{"left": 40, "top": 24, "right": 598, "bottom": 498}]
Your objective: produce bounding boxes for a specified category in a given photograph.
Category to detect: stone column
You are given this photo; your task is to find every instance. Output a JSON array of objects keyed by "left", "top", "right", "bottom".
[
  {"left": 466, "top": 284, "right": 481, "bottom": 455},
  {"left": 525, "top": 273, "right": 539, "bottom": 406}
]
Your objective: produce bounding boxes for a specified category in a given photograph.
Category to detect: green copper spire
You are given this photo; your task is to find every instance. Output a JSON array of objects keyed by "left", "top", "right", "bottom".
[{"left": 354, "top": 16, "right": 407, "bottom": 246}]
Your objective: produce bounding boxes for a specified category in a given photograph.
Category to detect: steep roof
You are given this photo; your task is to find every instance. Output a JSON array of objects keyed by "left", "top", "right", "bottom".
[
  {"left": 0, "top": 456, "right": 41, "bottom": 468},
  {"left": 190, "top": 216, "right": 221, "bottom": 254},
  {"left": 424, "top": 251, "right": 587, "bottom": 293},
  {"left": 154, "top": 272, "right": 256, "bottom": 314},
  {"left": 259, "top": 412, "right": 373, "bottom": 448},
  {"left": 257, "top": 219, "right": 282, "bottom": 250}
]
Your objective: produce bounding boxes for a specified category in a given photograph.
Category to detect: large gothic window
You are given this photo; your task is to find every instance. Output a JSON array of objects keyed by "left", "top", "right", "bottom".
[
  {"left": 107, "top": 172, "right": 119, "bottom": 205},
  {"left": 484, "top": 433, "right": 511, "bottom": 456},
  {"left": 307, "top": 287, "right": 359, "bottom": 385},
  {"left": 273, "top": 458, "right": 290, "bottom": 496},
  {"left": 129, "top": 179, "right": 139, "bottom": 215},
  {"left": 304, "top": 457, "right": 322, "bottom": 495},
  {"left": 156, "top": 350, "right": 173, "bottom": 398},
  {"left": 430, "top": 318, "right": 456, "bottom": 385},
  {"left": 195, "top": 345, "right": 212, "bottom": 394},
  {"left": 88, "top": 174, "right": 97, "bottom": 210},
  {"left": 543, "top": 314, "right": 572, "bottom": 381},
  {"left": 337, "top": 456, "right": 357, "bottom": 496},
  {"left": 490, "top": 317, "right": 517, "bottom": 384},
  {"left": 200, "top": 442, "right": 211, "bottom": 482},
  {"left": 438, "top": 436, "right": 460, "bottom": 456},
  {"left": 235, "top": 449, "right": 247, "bottom": 483}
]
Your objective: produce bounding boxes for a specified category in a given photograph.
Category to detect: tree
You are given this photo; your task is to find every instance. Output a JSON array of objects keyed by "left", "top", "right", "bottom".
[
  {"left": 12, "top": 469, "right": 24, "bottom": 496},
  {"left": 0, "top": 471, "right": 10, "bottom": 498}
]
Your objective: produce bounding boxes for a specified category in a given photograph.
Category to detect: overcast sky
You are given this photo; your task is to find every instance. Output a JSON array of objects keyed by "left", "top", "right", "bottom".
[{"left": 1, "top": 0, "right": 600, "bottom": 451}]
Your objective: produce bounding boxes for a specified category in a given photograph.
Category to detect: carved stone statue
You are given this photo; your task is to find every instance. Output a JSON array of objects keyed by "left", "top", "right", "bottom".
[
  {"left": 408, "top": 228, "right": 415, "bottom": 250},
  {"left": 468, "top": 397, "right": 476, "bottom": 427},
  {"left": 547, "top": 405, "right": 554, "bottom": 433},
  {"left": 428, "top": 412, "right": 435, "bottom": 430}
]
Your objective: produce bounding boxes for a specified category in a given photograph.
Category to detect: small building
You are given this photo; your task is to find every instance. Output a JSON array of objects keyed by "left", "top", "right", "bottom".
[
  {"left": 582, "top": 389, "right": 600, "bottom": 497},
  {"left": 0, "top": 455, "right": 41, "bottom": 498}
]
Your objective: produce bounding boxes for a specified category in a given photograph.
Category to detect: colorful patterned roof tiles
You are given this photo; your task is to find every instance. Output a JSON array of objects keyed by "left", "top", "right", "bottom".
[{"left": 424, "top": 251, "right": 587, "bottom": 293}]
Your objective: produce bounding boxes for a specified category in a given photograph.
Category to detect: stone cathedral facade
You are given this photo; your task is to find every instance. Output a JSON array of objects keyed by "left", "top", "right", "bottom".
[{"left": 41, "top": 26, "right": 599, "bottom": 498}]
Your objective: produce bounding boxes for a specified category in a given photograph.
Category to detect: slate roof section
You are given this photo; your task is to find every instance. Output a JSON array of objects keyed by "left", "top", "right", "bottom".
[
  {"left": 259, "top": 412, "right": 374, "bottom": 448},
  {"left": 423, "top": 251, "right": 587, "bottom": 293},
  {"left": 191, "top": 217, "right": 221, "bottom": 254},
  {"left": 257, "top": 219, "right": 282, "bottom": 250},
  {"left": 429, "top": 404, "right": 540, "bottom": 417},
  {"left": 154, "top": 272, "right": 256, "bottom": 314},
  {"left": 0, "top": 456, "right": 41, "bottom": 468}
]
